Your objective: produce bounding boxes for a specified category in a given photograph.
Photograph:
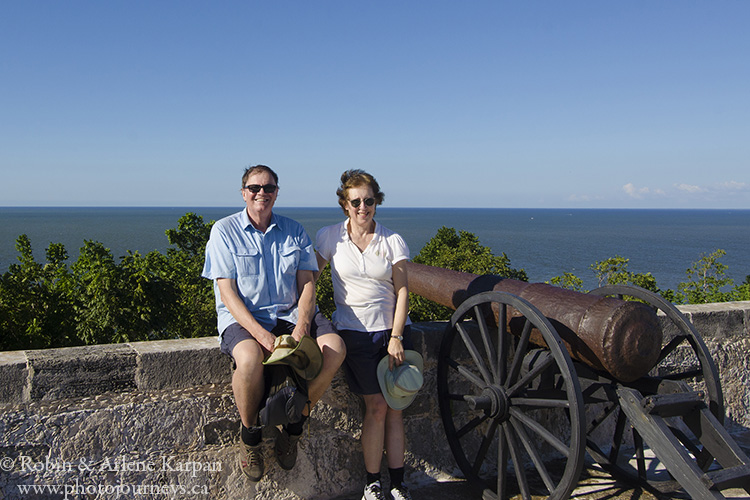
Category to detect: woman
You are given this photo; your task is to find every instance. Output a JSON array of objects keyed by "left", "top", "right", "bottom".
[{"left": 315, "top": 170, "right": 415, "bottom": 500}]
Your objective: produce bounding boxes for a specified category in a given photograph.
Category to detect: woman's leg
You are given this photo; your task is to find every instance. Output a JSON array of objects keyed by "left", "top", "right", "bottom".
[
  {"left": 384, "top": 407, "right": 405, "bottom": 469},
  {"left": 361, "top": 393, "right": 389, "bottom": 473}
]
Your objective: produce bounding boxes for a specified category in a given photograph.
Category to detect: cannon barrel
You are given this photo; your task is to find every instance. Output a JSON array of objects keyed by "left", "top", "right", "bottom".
[{"left": 406, "top": 262, "right": 663, "bottom": 383}]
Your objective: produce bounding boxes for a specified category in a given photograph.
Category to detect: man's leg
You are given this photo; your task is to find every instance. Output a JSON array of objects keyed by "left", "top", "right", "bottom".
[
  {"left": 231, "top": 339, "right": 266, "bottom": 427},
  {"left": 226, "top": 332, "right": 266, "bottom": 481},
  {"left": 308, "top": 331, "right": 346, "bottom": 408}
]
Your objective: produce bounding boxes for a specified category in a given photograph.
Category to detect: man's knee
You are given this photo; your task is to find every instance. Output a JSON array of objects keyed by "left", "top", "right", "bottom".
[{"left": 232, "top": 339, "right": 265, "bottom": 375}]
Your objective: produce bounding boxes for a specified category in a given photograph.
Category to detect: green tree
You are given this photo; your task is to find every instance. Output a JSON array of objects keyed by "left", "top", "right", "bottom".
[
  {"left": 315, "top": 263, "right": 335, "bottom": 320},
  {"left": 0, "top": 236, "right": 77, "bottom": 350},
  {"left": 590, "top": 255, "right": 660, "bottom": 293},
  {"left": 409, "top": 226, "right": 528, "bottom": 322},
  {"left": 731, "top": 275, "right": 750, "bottom": 301},
  {"left": 678, "top": 249, "right": 733, "bottom": 304},
  {"left": 547, "top": 272, "right": 584, "bottom": 292},
  {"left": 163, "top": 213, "right": 216, "bottom": 338}
]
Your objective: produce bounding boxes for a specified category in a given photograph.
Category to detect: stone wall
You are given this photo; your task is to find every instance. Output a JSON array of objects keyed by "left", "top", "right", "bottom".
[{"left": 1, "top": 301, "right": 749, "bottom": 500}]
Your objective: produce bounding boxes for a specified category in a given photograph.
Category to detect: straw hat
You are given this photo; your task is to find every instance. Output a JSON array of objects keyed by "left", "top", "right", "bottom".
[
  {"left": 262, "top": 335, "right": 323, "bottom": 380},
  {"left": 376, "top": 351, "right": 424, "bottom": 410}
]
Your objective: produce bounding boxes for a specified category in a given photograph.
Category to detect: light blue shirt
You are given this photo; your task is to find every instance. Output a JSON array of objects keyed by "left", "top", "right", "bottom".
[{"left": 202, "top": 210, "right": 318, "bottom": 337}]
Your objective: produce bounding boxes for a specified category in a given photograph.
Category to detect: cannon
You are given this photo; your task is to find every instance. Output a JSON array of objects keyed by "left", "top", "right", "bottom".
[{"left": 406, "top": 261, "right": 750, "bottom": 500}]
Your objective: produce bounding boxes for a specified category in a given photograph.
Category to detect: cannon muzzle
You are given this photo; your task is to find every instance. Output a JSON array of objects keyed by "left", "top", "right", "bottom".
[{"left": 406, "top": 261, "right": 662, "bottom": 382}]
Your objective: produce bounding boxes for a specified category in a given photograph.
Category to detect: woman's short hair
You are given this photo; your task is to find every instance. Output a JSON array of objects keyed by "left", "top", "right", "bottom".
[{"left": 336, "top": 170, "right": 385, "bottom": 215}]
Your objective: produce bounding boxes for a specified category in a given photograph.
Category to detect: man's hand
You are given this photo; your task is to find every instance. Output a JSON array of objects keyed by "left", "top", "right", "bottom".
[{"left": 291, "top": 322, "right": 310, "bottom": 343}]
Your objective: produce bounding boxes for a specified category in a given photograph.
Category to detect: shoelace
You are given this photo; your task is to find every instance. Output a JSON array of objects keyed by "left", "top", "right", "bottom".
[
  {"left": 366, "top": 482, "right": 385, "bottom": 500},
  {"left": 248, "top": 447, "right": 262, "bottom": 467}
]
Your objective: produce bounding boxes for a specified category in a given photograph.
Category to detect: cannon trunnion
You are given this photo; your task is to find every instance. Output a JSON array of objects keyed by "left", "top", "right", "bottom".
[{"left": 406, "top": 262, "right": 750, "bottom": 500}]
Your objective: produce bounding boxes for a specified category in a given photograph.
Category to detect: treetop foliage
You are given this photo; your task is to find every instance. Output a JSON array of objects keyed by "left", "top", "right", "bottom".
[{"left": 2, "top": 217, "right": 747, "bottom": 351}]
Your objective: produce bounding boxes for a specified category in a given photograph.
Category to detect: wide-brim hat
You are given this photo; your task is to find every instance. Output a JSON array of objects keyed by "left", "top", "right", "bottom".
[
  {"left": 377, "top": 350, "right": 424, "bottom": 410},
  {"left": 262, "top": 335, "right": 323, "bottom": 380}
]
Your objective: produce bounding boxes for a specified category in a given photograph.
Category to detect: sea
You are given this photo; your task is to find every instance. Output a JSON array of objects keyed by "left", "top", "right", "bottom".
[{"left": 1, "top": 207, "right": 749, "bottom": 293}]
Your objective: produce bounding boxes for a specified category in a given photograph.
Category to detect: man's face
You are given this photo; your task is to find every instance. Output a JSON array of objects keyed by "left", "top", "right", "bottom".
[{"left": 241, "top": 171, "right": 278, "bottom": 216}]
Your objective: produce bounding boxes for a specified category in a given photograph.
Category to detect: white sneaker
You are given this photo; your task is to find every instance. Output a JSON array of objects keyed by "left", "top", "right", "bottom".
[
  {"left": 362, "top": 481, "right": 386, "bottom": 500},
  {"left": 390, "top": 485, "right": 413, "bottom": 500}
]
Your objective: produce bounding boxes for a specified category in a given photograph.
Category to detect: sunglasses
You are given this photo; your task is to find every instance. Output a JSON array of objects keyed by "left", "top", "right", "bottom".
[
  {"left": 349, "top": 198, "right": 375, "bottom": 208},
  {"left": 244, "top": 184, "right": 278, "bottom": 194}
]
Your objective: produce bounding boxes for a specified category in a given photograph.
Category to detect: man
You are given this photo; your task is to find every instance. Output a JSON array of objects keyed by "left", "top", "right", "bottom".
[{"left": 202, "top": 165, "right": 345, "bottom": 481}]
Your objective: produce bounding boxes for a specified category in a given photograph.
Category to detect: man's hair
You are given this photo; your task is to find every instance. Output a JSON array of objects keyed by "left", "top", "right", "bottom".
[
  {"left": 242, "top": 165, "right": 279, "bottom": 188},
  {"left": 336, "top": 169, "right": 385, "bottom": 215}
]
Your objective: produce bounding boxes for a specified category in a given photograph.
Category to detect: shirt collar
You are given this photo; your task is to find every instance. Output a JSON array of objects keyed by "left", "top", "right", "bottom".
[
  {"left": 241, "top": 209, "right": 278, "bottom": 234},
  {"left": 342, "top": 219, "right": 378, "bottom": 242}
]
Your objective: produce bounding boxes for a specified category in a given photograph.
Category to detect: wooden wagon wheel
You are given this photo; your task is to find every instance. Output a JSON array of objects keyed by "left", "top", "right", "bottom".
[
  {"left": 437, "top": 291, "right": 586, "bottom": 500},
  {"left": 585, "top": 284, "right": 724, "bottom": 493}
]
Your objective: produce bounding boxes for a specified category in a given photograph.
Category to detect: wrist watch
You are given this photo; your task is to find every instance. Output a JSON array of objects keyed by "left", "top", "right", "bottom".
[{"left": 391, "top": 335, "right": 404, "bottom": 341}]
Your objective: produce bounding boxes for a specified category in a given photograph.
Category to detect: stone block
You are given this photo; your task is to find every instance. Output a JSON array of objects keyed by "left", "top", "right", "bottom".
[
  {"left": 0, "top": 351, "right": 29, "bottom": 404},
  {"left": 131, "top": 337, "right": 231, "bottom": 390},
  {"left": 26, "top": 344, "right": 137, "bottom": 400}
]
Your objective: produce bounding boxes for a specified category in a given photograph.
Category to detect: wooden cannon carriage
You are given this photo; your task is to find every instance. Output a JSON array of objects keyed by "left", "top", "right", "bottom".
[{"left": 406, "top": 261, "right": 750, "bottom": 500}]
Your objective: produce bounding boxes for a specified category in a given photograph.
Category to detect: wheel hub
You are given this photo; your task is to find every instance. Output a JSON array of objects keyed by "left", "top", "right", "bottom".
[{"left": 466, "top": 385, "right": 510, "bottom": 421}]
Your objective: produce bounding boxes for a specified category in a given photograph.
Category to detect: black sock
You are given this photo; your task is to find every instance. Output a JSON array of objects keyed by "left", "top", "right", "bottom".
[
  {"left": 241, "top": 423, "right": 262, "bottom": 446},
  {"left": 285, "top": 415, "right": 307, "bottom": 436},
  {"left": 389, "top": 467, "right": 405, "bottom": 489},
  {"left": 366, "top": 472, "right": 381, "bottom": 485}
]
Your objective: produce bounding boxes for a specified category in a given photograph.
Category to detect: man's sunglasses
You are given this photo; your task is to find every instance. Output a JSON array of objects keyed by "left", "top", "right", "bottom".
[
  {"left": 349, "top": 198, "right": 375, "bottom": 208},
  {"left": 244, "top": 184, "right": 278, "bottom": 193}
]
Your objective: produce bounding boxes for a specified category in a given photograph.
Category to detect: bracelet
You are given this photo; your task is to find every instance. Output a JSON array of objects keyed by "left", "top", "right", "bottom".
[{"left": 390, "top": 335, "right": 404, "bottom": 341}]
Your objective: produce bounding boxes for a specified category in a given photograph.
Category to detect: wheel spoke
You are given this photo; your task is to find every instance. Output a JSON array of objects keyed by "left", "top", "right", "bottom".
[
  {"left": 497, "top": 420, "right": 508, "bottom": 500},
  {"left": 506, "top": 317, "right": 533, "bottom": 388},
  {"left": 457, "top": 413, "right": 490, "bottom": 439},
  {"left": 634, "top": 430, "right": 646, "bottom": 480},
  {"left": 504, "top": 422, "right": 532, "bottom": 500},
  {"left": 507, "top": 354, "right": 554, "bottom": 397},
  {"left": 497, "top": 303, "right": 508, "bottom": 385},
  {"left": 656, "top": 334, "right": 689, "bottom": 364},
  {"left": 471, "top": 418, "right": 499, "bottom": 476},
  {"left": 447, "top": 357, "right": 487, "bottom": 389},
  {"left": 661, "top": 368, "right": 704, "bottom": 381},
  {"left": 455, "top": 322, "right": 493, "bottom": 385},
  {"left": 510, "top": 395, "right": 570, "bottom": 409},
  {"left": 509, "top": 407, "right": 571, "bottom": 457},
  {"left": 609, "top": 409, "right": 627, "bottom": 465},
  {"left": 474, "top": 304, "right": 499, "bottom": 384},
  {"left": 510, "top": 415, "right": 556, "bottom": 493}
]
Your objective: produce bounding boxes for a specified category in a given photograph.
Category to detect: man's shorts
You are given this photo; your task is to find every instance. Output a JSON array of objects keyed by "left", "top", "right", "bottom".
[
  {"left": 339, "top": 325, "right": 413, "bottom": 396},
  {"left": 220, "top": 311, "right": 337, "bottom": 361}
]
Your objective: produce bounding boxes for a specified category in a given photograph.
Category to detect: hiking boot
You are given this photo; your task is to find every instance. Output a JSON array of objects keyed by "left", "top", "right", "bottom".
[
  {"left": 275, "top": 428, "right": 302, "bottom": 470},
  {"left": 238, "top": 440, "right": 263, "bottom": 481},
  {"left": 389, "top": 485, "right": 413, "bottom": 500},
  {"left": 361, "top": 480, "right": 385, "bottom": 500}
]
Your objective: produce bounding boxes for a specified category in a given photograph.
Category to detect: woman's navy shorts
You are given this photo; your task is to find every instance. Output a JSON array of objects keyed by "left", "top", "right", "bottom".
[{"left": 340, "top": 325, "right": 413, "bottom": 395}]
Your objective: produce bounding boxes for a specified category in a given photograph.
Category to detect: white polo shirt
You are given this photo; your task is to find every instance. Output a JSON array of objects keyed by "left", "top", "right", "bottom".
[{"left": 315, "top": 220, "right": 411, "bottom": 332}]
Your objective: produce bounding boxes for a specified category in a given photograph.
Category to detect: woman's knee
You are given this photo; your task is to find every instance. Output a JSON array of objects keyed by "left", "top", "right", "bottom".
[{"left": 364, "top": 394, "right": 389, "bottom": 420}]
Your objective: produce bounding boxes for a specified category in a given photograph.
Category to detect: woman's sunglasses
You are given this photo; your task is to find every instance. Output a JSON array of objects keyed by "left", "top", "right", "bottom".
[{"left": 349, "top": 198, "right": 375, "bottom": 208}]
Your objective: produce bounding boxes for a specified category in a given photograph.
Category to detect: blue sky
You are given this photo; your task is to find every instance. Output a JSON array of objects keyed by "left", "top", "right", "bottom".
[{"left": 2, "top": 1, "right": 749, "bottom": 208}]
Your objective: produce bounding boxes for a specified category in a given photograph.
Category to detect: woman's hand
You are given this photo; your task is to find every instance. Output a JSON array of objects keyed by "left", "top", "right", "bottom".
[{"left": 388, "top": 336, "right": 405, "bottom": 371}]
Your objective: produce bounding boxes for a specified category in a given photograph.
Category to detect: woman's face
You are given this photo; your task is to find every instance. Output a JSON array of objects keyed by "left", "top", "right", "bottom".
[{"left": 345, "top": 185, "right": 376, "bottom": 227}]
